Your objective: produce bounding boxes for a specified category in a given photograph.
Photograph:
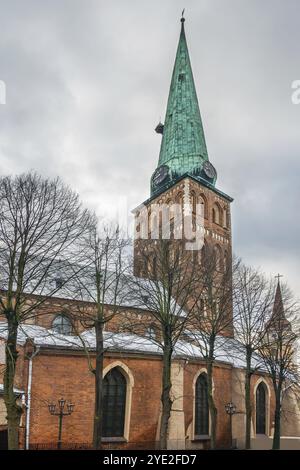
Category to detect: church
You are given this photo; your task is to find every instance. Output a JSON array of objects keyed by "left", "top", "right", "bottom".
[{"left": 0, "top": 17, "right": 300, "bottom": 451}]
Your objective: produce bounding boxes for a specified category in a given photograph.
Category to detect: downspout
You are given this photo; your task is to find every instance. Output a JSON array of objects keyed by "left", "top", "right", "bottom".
[{"left": 25, "top": 346, "right": 40, "bottom": 450}]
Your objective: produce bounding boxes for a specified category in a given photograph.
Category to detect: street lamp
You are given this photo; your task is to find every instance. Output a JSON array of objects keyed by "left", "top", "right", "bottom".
[
  {"left": 225, "top": 402, "right": 236, "bottom": 449},
  {"left": 48, "top": 398, "right": 75, "bottom": 449}
]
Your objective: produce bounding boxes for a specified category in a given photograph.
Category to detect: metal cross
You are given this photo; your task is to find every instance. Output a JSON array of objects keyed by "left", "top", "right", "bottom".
[{"left": 275, "top": 273, "right": 283, "bottom": 282}]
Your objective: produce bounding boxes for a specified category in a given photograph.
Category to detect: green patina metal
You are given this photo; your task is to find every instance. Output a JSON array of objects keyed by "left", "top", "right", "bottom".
[{"left": 156, "top": 18, "right": 212, "bottom": 182}]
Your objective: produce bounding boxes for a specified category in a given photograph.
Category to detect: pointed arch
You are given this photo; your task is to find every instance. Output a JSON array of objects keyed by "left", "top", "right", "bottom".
[
  {"left": 223, "top": 207, "right": 229, "bottom": 228},
  {"left": 165, "top": 198, "right": 172, "bottom": 218},
  {"left": 149, "top": 211, "right": 159, "bottom": 239},
  {"left": 176, "top": 191, "right": 184, "bottom": 204},
  {"left": 254, "top": 379, "right": 270, "bottom": 436},
  {"left": 213, "top": 244, "right": 223, "bottom": 272},
  {"left": 200, "top": 241, "right": 209, "bottom": 265},
  {"left": 190, "top": 190, "right": 197, "bottom": 214},
  {"left": 103, "top": 362, "right": 134, "bottom": 440},
  {"left": 212, "top": 202, "right": 223, "bottom": 226},
  {"left": 193, "top": 370, "right": 210, "bottom": 438},
  {"left": 199, "top": 193, "right": 208, "bottom": 219},
  {"left": 223, "top": 250, "right": 228, "bottom": 272}
]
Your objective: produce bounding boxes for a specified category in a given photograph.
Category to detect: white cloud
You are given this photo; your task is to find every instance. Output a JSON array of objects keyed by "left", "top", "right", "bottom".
[{"left": 0, "top": 0, "right": 299, "bottom": 297}]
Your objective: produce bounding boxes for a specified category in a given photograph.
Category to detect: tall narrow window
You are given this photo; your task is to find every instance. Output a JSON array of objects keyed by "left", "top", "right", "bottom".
[
  {"left": 191, "top": 191, "right": 197, "bottom": 214},
  {"left": 176, "top": 191, "right": 184, "bottom": 207},
  {"left": 199, "top": 194, "right": 208, "bottom": 219},
  {"left": 212, "top": 207, "right": 217, "bottom": 224},
  {"left": 256, "top": 382, "right": 267, "bottom": 435},
  {"left": 103, "top": 368, "right": 127, "bottom": 438},
  {"left": 195, "top": 373, "right": 209, "bottom": 436},
  {"left": 223, "top": 208, "right": 228, "bottom": 228},
  {"left": 213, "top": 245, "right": 222, "bottom": 272},
  {"left": 223, "top": 250, "right": 228, "bottom": 272},
  {"left": 212, "top": 203, "right": 223, "bottom": 226}
]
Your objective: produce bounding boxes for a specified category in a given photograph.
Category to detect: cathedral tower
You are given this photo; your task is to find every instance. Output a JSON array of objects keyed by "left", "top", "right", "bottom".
[{"left": 133, "top": 17, "right": 233, "bottom": 334}]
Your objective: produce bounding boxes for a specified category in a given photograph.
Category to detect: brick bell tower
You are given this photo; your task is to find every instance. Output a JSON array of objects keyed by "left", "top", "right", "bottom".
[{"left": 133, "top": 17, "right": 233, "bottom": 331}]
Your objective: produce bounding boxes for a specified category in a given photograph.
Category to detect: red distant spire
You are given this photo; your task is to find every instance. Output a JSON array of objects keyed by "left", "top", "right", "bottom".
[
  {"left": 268, "top": 277, "right": 291, "bottom": 330},
  {"left": 272, "top": 280, "right": 285, "bottom": 321}
]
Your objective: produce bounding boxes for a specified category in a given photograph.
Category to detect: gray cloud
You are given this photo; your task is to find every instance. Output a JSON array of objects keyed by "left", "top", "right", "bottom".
[{"left": 0, "top": 0, "right": 299, "bottom": 295}]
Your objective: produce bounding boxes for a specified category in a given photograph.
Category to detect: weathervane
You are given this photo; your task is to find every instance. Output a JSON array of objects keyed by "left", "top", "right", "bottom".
[{"left": 181, "top": 9, "right": 185, "bottom": 22}]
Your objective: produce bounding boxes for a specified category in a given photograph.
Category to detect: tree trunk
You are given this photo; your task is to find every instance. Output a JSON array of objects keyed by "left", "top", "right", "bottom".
[
  {"left": 159, "top": 340, "right": 173, "bottom": 450},
  {"left": 92, "top": 321, "right": 104, "bottom": 449},
  {"left": 245, "top": 348, "right": 252, "bottom": 449},
  {"left": 272, "top": 388, "right": 281, "bottom": 450},
  {"left": 207, "top": 353, "right": 217, "bottom": 449},
  {"left": 3, "top": 316, "right": 23, "bottom": 450}
]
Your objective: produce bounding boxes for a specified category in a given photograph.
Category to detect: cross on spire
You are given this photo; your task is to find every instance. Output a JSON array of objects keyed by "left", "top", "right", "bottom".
[{"left": 275, "top": 273, "right": 283, "bottom": 284}]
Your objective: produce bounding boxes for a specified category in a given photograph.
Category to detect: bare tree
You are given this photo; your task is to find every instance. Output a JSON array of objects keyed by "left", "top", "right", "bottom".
[
  {"left": 233, "top": 264, "right": 274, "bottom": 449},
  {"left": 258, "top": 280, "right": 299, "bottom": 450},
  {"left": 189, "top": 244, "right": 236, "bottom": 449},
  {"left": 0, "top": 172, "right": 93, "bottom": 449},
  {"left": 128, "top": 239, "right": 202, "bottom": 449},
  {"left": 69, "top": 223, "right": 131, "bottom": 449}
]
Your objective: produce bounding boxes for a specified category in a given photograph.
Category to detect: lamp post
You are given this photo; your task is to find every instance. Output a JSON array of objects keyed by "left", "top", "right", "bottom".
[
  {"left": 225, "top": 402, "right": 236, "bottom": 449},
  {"left": 48, "top": 398, "right": 75, "bottom": 449}
]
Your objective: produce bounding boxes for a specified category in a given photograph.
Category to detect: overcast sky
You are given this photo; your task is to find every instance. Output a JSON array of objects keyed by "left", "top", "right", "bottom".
[{"left": 0, "top": 0, "right": 299, "bottom": 296}]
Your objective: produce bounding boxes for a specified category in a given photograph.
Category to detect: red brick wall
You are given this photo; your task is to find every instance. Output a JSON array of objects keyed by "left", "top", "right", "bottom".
[
  {"left": 183, "top": 362, "right": 232, "bottom": 448},
  {"left": 27, "top": 351, "right": 163, "bottom": 447}
]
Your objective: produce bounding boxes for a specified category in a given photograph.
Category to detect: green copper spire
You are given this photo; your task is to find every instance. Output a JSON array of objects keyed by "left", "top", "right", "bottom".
[{"left": 152, "top": 17, "right": 217, "bottom": 194}]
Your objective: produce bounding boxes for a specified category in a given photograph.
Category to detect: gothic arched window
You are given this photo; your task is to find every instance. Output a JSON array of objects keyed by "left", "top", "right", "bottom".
[
  {"left": 223, "top": 250, "right": 228, "bottom": 272},
  {"left": 176, "top": 191, "right": 184, "bottom": 207},
  {"left": 214, "top": 245, "right": 222, "bottom": 272},
  {"left": 223, "top": 208, "right": 228, "bottom": 228},
  {"left": 256, "top": 382, "right": 267, "bottom": 435},
  {"left": 199, "top": 194, "right": 208, "bottom": 219},
  {"left": 212, "top": 207, "right": 216, "bottom": 224},
  {"left": 212, "top": 204, "right": 223, "bottom": 226},
  {"left": 52, "top": 314, "right": 72, "bottom": 335},
  {"left": 191, "top": 191, "right": 197, "bottom": 214},
  {"left": 195, "top": 373, "right": 209, "bottom": 436},
  {"left": 103, "top": 368, "right": 127, "bottom": 438},
  {"left": 200, "top": 242, "right": 209, "bottom": 265}
]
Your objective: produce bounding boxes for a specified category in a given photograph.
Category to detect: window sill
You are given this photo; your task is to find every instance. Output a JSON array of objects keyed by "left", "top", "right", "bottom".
[
  {"left": 102, "top": 437, "right": 127, "bottom": 443},
  {"left": 192, "top": 435, "right": 210, "bottom": 442}
]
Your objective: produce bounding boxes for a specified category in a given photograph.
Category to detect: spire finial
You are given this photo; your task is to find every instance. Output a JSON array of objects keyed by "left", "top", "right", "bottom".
[
  {"left": 181, "top": 9, "right": 185, "bottom": 23},
  {"left": 275, "top": 273, "right": 283, "bottom": 284}
]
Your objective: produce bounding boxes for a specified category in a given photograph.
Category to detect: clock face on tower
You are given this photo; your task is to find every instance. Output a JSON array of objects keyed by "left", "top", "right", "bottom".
[
  {"left": 202, "top": 161, "right": 217, "bottom": 180},
  {"left": 152, "top": 165, "right": 169, "bottom": 187}
]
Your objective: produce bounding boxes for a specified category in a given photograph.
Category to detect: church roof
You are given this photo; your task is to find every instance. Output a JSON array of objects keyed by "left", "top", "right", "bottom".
[
  {"left": 0, "top": 321, "right": 265, "bottom": 371},
  {"left": 0, "top": 263, "right": 185, "bottom": 317},
  {"left": 155, "top": 17, "right": 214, "bottom": 188}
]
